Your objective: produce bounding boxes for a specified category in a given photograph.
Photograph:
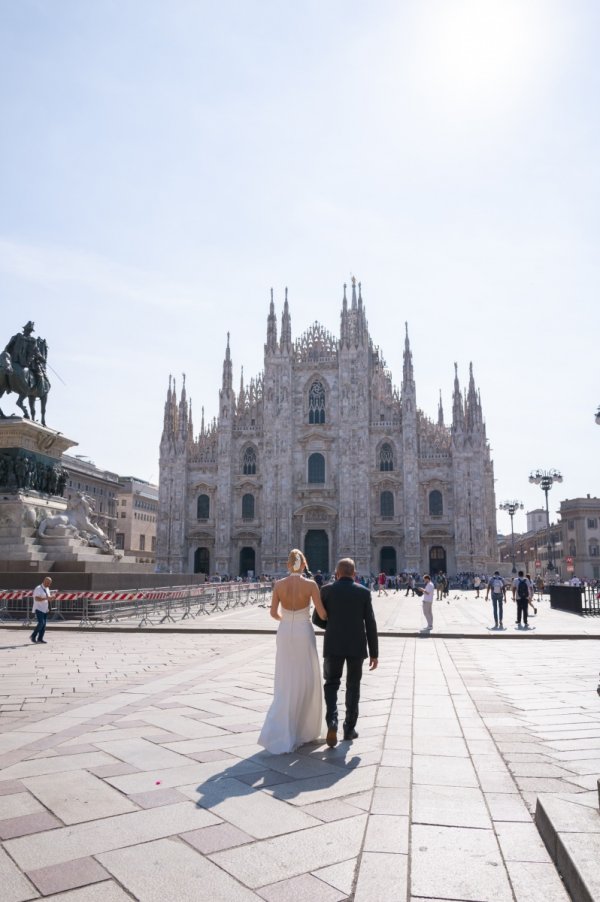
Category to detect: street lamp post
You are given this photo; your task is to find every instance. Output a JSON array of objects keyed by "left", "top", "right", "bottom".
[
  {"left": 499, "top": 501, "right": 523, "bottom": 574},
  {"left": 528, "top": 469, "right": 563, "bottom": 572}
]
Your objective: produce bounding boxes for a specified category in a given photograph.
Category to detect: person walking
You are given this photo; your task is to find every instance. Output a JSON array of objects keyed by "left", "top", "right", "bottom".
[
  {"left": 512, "top": 570, "right": 531, "bottom": 629},
  {"left": 30, "top": 576, "right": 53, "bottom": 643},
  {"left": 377, "top": 571, "right": 388, "bottom": 596},
  {"left": 420, "top": 574, "right": 435, "bottom": 632},
  {"left": 485, "top": 570, "right": 506, "bottom": 629},
  {"left": 405, "top": 575, "right": 415, "bottom": 597},
  {"left": 258, "top": 549, "right": 328, "bottom": 754},
  {"left": 525, "top": 573, "right": 537, "bottom": 615},
  {"left": 312, "top": 557, "right": 378, "bottom": 747},
  {"left": 473, "top": 575, "right": 481, "bottom": 598}
]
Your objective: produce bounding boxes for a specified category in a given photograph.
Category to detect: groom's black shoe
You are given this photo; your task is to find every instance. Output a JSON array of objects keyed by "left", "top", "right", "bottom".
[
  {"left": 343, "top": 727, "right": 358, "bottom": 741},
  {"left": 326, "top": 722, "right": 338, "bottom": 748}
]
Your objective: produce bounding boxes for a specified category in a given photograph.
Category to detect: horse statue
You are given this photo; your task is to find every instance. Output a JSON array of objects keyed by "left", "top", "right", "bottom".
[
  {"left": 37, "top": 492, "right": 120, "bottom": 556},
  {"left": 0, "top": 321, "right": 51, "bottom": 427}
]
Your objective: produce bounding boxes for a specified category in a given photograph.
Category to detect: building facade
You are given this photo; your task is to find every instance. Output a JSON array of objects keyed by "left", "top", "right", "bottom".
[
  {"left": 115, "top": 477, "right": 159, "bottom": 563},
  {"left": 498, "top": 495, "right": 600, "bottom": 580},
  {"left": 157, "top": 283, "right": 498, "bottom": 577},
  {"left": 61, "top": 454, "right": 119, "bottom": 543}
]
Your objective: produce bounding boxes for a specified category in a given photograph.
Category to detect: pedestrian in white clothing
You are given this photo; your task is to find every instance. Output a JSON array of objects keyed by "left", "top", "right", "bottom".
[
  {"left": 420, "top": 574, "right": 435, "bottom": 632},
  {"left": 31, "top": 577, "right": 53, "bottom": 644}
]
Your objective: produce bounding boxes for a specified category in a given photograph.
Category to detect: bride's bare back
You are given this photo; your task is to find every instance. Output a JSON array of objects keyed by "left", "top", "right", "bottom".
[{"left": 270, "top": 574, "right": 328, "bottom": 621}]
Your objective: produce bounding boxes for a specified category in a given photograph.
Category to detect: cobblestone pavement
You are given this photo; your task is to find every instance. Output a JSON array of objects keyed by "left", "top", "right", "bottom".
[{"left": 0, "top": 624, "right": 598, "bottom": 901}]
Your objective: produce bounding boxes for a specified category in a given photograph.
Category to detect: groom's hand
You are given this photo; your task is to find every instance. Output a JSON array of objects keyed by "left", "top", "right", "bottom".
[{"left": 369, "top": 657, "right": 378, "bottom": 670}]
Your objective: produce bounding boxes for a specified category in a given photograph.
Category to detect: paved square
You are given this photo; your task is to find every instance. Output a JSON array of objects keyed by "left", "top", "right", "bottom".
[{"left": 0, "top": 613, "right": 598, "bottom": 900}]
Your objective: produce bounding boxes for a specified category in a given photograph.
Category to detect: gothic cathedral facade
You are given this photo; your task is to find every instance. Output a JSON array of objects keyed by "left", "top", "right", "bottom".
[{"left": 157, "top": 282, "right": 497, "bottom": 577}]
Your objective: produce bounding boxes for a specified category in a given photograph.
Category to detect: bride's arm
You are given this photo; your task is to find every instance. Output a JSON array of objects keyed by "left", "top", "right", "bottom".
[
  {"left": 310, "top": 581, "right": 327, "bottom": 620},
  {"left": 269, "top": 582, "right": 282, "bottom": 621}
]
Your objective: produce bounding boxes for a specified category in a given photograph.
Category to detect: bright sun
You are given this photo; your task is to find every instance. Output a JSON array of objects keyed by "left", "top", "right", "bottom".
[{"left": 412, "top": 0, "right": 561, "bottom": 116}]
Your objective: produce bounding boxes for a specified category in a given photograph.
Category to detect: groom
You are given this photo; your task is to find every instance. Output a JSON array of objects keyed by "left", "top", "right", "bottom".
[{"left": 312, "top": 558, "right": 378, "bottom": 747}]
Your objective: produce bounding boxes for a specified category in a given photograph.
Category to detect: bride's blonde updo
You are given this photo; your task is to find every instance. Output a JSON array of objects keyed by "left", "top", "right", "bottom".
[{"left": 287, "top": 548, "right": 307, "bottom": 574}]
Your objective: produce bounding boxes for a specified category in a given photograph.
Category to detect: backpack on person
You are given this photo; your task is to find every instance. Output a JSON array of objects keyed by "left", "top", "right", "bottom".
[
  {"left": 517, "top": 578, "right": 529, "bottom": 601},
  {"left": 491, "top": 576, "right": 504, "bottom": 593}
]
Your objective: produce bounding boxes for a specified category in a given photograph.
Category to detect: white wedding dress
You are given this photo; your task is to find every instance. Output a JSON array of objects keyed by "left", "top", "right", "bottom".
[{"left": 258, "top": 604, "right": 324, "bottom": 754}]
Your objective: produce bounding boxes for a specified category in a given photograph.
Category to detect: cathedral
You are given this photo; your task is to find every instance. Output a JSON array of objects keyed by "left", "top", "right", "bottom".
[{"left": 157, "top": 281, "right": 497, "bottom": 577}]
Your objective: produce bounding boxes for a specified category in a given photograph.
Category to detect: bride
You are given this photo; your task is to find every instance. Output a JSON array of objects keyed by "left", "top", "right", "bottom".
[{"left": 258, "top": 548, "right": 328, "bottom": 754}]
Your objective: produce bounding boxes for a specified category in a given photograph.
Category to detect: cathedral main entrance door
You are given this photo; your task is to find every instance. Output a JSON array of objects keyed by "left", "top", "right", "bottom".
[
  {"left": 304, "top": 530, "right": 329, "bottom": 574},
  {"left": 380, "top": 547, "right": 397, "bottom": 575},
  {"left": 429, "top": 545, "right": 447, "bottom": 576},
  {"left": 239, "top": 546, "right": 256, "bottom": 577},
  {"left": 194, "top": 547, "right": 209, "bottom": 574}
]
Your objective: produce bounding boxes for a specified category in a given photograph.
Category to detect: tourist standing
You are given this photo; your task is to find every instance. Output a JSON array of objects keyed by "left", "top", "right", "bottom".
[
  {"left": 485, "top": 571, "right": 506, "bottom": 629},
  {"left": 31, "top": 576, "right": 53, "bottom": 644},
  {"left": 377, "top": 572, "right": 388, "bottom": 596},
  {"left": 473, "top": 575, "right": 481, "bottom": 598},
  {"left": 420, "top": 574, "right": 435, "bottom": 632}
]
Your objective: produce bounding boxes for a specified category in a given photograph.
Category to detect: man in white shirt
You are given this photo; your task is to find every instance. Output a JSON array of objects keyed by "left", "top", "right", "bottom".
[
  {"left": 420, "top": 574, "right": 435, "bottom": 632},
  {"left": 31, "top": 576, "right": 52, "bottom": 644}
]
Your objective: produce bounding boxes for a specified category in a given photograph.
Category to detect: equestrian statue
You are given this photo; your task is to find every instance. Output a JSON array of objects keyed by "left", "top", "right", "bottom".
[{"left": 0, "top": 321, "right": 51, "bottom": 427}]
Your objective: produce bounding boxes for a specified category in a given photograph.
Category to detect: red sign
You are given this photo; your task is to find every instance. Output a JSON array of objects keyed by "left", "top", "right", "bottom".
[
  {"left": 566, "top": 556, "right": 573, "bottom": 564},
  {"left": 535, "top": 560, "right": 541, "bottom": 568}
]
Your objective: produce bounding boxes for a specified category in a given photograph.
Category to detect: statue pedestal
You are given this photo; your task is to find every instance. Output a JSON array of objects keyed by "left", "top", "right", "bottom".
[{"left": 0, "top": 420, "right": 78, "bottom": 572}]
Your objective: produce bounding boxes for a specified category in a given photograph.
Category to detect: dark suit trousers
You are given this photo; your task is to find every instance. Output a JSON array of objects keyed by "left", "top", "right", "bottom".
[{"left": 323, "top": 656, "right": 364, "bottom": 729}]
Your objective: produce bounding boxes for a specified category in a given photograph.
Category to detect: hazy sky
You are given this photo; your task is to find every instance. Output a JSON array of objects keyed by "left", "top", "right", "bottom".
[{"left": 1, "top": 0, "right": 598, "bottom": 535}]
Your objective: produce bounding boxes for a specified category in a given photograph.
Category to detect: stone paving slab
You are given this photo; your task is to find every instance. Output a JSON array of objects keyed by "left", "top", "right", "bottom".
[{"left": 1, "top": 625, "right": 599, "bottom": 900}]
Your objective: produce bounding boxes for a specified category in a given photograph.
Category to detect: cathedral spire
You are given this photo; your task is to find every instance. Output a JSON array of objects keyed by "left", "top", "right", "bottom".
[
  {"left": 238, "top": 366, "right": 245, "bottom": 406},
  {"left": 187, "top": 397, "right": 194, "bottom": 443},
  {"left": 351, "top": 275, "right": 357, "bottom": 310},
  {"left": 280, "top": 287, "right": 291, "bottom": 352},
  {"left": 178, "top": 373, "right": 188, "bottom": 438},
  {"left": 222, "top": 332, "right": 233, "bottom": 394},
  {"left": 162, "top": 374, "right": 176, "bottom": 440},
  {"left": 438, "top": 390, "right": 444, "bottom": 426},
  {"left": 465, "top": 362, "right": 482, "bottom": 431},
  {"left": 452, "top": 362, "right": 465, "bottom": 431},
  {"left": 402, "top": 322, "right": 414, "bottom": 386},
  {"left": 266, "top": 288, "right": 278, "bottom": 354},
  {"left": 340, "top": 282, "right": 349, "bottom": 348},
  {"left": 200, "top": 405, "right": 205, "bottom": 436}
]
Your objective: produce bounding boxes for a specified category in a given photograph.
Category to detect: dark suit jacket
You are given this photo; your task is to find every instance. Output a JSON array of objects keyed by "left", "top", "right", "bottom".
[{"left": 312, "top": 577, "right": 378, "bottom": 660}]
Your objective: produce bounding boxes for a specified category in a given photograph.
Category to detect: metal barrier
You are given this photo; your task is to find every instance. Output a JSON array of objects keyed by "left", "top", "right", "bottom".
[
  {"left": 0, "top": 583, "right": 272, "bottom": 628},
  {"left": 582, "top": 584, "right": 600, "bottom": 615}
]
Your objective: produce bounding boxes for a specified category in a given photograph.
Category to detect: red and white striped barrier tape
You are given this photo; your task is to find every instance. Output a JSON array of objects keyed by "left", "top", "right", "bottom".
[{"left": 0, "top": 583, "right": 264, "bottom": 603}]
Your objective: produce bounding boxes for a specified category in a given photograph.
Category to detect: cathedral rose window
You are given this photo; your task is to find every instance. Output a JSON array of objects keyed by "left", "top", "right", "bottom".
[{"left": 308, "top": 381, "right": 326, "bottom": 424}]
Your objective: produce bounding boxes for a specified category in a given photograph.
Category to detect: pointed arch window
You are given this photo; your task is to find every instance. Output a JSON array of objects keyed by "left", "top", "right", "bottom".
[
  {"left": 242, "top": 447, "right": 257, "bottom": 475},
  {"left": 380, "top": 491, "right": 394, "bottom": 518},
  {"left": 379, "top": 443, "right": 394, "bottom": 471},
  {"left": 429, "top": 490, "right": 443, "bottom": 516},
  {"left": 308, "top": 452, "right": 325, "bottom": 484},
  {"left": 242, "top": 493, "right": 255, "bottom": 520},
  {"left": 308, "top": 381, "right": 326, "bottom": 424},
  {"left": 197, "top": 494, "right": 210, "bottom": 520}
]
